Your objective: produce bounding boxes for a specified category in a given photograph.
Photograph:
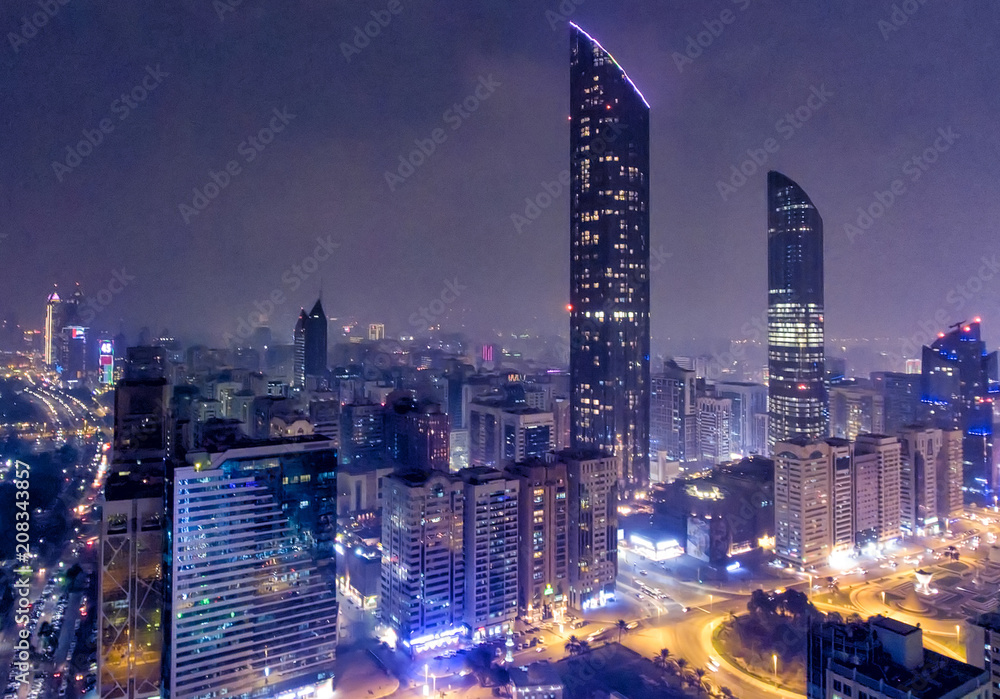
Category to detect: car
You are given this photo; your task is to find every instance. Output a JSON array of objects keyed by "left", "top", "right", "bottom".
[
  {"left": 681, "top": 606, "right": 690, "bottom": 613},
  {"left": 636, "top": 593, "right": 642, "bottom": 599},
  {"left": 638, "top": 570, "right": 647, "bottom": 576},
  {"left": 536, "top": 646, "right": 545, "bottom": 653},
  {"left": 708, "top": 657, "right": 721, "bottom": 671}
]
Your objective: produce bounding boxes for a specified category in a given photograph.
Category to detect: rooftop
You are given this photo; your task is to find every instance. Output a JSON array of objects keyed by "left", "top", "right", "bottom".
[
  {"left": 509, "top": 661, "right": 562, "bottom": 690},
  {"left": 830, "top": 649, "right": 985, "bottom": 699}
]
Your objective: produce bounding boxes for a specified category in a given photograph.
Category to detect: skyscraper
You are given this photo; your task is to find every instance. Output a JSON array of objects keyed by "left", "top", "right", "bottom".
[
  {"left": 304, "top": 297, "right": 328, "bottom": 379},
  {"left": 920, "top": 318, "right": 998, "bottom": 499},
  {"left": 293, "top": 308, "right": 306, "bottom": 388},
  {"left": 44, "top": 287, "right": 62, "bottom": 366},
  {"left": 569, "top": 23, "right": 650, "bottom": 487},
  {"left": 650, "top": 360, "right": 699, "bottom": 463},
  {"left": 166, "top": 438, "right": 338, "bottom": 699},
  {"left": 767, "top": 171, "right": 827, "bottom": 448}
]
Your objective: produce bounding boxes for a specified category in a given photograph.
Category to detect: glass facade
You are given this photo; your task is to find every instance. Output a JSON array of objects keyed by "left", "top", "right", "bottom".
[
  {"left": 767, "top": 171, "right": 827, "bottom": 448},
  {"left": 166, "top": 441, "right": 337, "bottom": 699},
  {"left": 569, "top": 24, "right": 651, "bottom": 486}
]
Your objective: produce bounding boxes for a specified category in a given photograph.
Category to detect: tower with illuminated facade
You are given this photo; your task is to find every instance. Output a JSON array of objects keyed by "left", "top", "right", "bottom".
[
  {"left": 569, "top": 23, "right": 650, "bottom": 487},
  {"left": 767, "top": 171, "right": 827, "bottom": 448},
  {"left": 44, "top": 287, "right": 62, "bottom": 365}
]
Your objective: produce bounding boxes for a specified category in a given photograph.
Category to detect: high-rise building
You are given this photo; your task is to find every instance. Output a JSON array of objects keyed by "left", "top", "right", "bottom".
[
  {"left": 504, "top": 460, "right": 569, "bottom": 623},
  {"left": 304, "top": 298, "right": 328, "bottom": 379},
  {"left": 696, "top": 395, "right": 733, "bottom": 465},
  {"left": 293, "top": 308, "right": 306, "bottom": 388},
  {"left": 921, "top": 319, "right": 998, "bottom": 499},
  {"left": 100, "top": 347, "right": 170, "bottom": 699},
  {"left": 469, "top": 400, "right": 554, "bottom": 468},
  {"left": 651, "top": 360, "right": 699, "bottom": 463},
  {"left": 965, "top": 611, "right": 1000, "bottom": 698},
  {"left": 871, "top": 371, "right": 922, "bottom": 435},
  {"left": 854, "top": 433, "right": 902, "bottom": 546},
  {"left": 384, "top": 396, "right": 451, "bottom": 472},
  {"left": 44, "top": 288, "right": 62, "bottom": 366},
  {"left": 166, "top": 438, "right": 338, "bottom": 699},
  {"left": 829, "top": 384, "right": 885, "bottom": 441},
  {"left": 569, "top": 24, "right": 650, "bottom": 487},
  {"left": 460, "top": 467, "right": 520, "bottom": 640},
  {"left": 767, "top": 171, "right": 827, "bottom": 449},
  {"left": 773, "top": 437, "right": 847, "bottom": 567},
  {"left": 715, "top": 381, "right": 768, "bottom": 456},
  {"left": 554, "top": 449, "right": 618, "bottom": 611},
  {"left": 899, "top": 426, "right": 944, "bottom": 533},
  {"left": 380, "top": 470, "right": 465, "bottom": 649},
  {"left": 339, "top": 403, "right": 385, "bottom": 465}
]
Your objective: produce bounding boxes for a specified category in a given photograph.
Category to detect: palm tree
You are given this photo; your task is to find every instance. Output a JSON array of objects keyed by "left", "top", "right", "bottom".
[
  {"left": 720, "top": 686, "right": 735, "bottom": 699},
  {"left": 578, "top": 639, "right": 591, "bottom": 654},
  {"left": 654, "top": 648, "right": 671, "bottom": 669},
  {"left": 565, "top": 635, "right": 581, "bottom": 656},
  {"left": 676, "top": 658, "right": 689, "bottom": 671},
  {"left": 616, "top": 618, "right": 629, "bottom": 643}
]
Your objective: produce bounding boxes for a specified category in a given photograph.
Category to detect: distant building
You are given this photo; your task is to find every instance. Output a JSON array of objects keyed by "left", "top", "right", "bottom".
[
  {"left": 697, "top": 395, "right": 733, "bottom": 465},
  {"left": 871, "top": 371, "right": 922, "bottom": 435},
  {"left": 304, "top": 298, "right": 328, "bottom": 380},
  {"left": 829, "top": 384, "right": 885, "bottom": 440},
  {"left": 293, "top": 308, "right": 307, "bottom": 388},
  {"left": 716, "top": 381, "right": 768, "bottom": 456},
  {"left": 340, "top": 403, "right": 385, "bottom": 465},
  {"left": 854, "top": 434, "right": 902, "bottom": 546},
  {"left": 899, "top": 426, "right": 963, "bottom": 532},
  {"left": 384, "top": 396, "right": 450, "bottom": 472},
  {"left": 651, "top": 360, "right": 699, "bottom": 463},
  {"left": 921, "top": 319, "right": 998, "bottom": 500},
  {"left": 809, "top": 615, "right": 987, "bottom": 699},
  {"left": 469, "top": 399, "right": 554, "bottom": 469},
  {"left": 368, "top": 323, "right": 385, "bottom": 341}
]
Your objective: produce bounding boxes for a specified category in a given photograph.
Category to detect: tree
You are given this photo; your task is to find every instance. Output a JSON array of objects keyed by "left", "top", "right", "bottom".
[
  {"left": 654, "top": 648, "right": 671, "bottom": 669},
  {"left": 565, "top": 635, "right": 582, "bottom": 656},
  {"left": 676, "top": 657, "right": 688, "bottom": 671},
  {"left": 616, "top": 618, "right": 629, "bottom": 643},
  {"left": 720, "top": 687, "right": 735, "bottom": 699}
]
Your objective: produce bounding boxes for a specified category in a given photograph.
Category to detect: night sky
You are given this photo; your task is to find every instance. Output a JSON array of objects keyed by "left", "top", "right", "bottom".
[{"left": 2, "top": 1, "right": 998, "bottom": 357}]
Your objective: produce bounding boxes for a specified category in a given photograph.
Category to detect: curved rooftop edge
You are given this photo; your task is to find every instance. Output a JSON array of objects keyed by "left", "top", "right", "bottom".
[
  {"left": 768, "top": 170, "right": 816, "bottom": 209},
  {"left": 570, "top": 22, "right": 650, "bottom": 109}
]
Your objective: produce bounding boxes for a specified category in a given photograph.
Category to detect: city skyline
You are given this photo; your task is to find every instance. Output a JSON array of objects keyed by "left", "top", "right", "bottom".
[{"left": 3, "top": 3, "right": 1000, "bottom": 355}]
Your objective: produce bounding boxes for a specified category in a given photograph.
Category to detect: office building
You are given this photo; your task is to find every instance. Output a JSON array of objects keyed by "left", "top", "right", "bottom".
[
  {"left": 99, "top": 347, "right": 170, "bottom": 699},
  {"left": 380, "top": 470, "right": 466, "bottom": 649},
  {"left": 872, "top": 371, "right": 922, "bottom": 435},
  {"left": 460, "top": 467, "right": 519, "bottom": 639},
  {"left": 697, "top": 395, "right": 733, "bottom": 465},
  {"left": 505, "top": 460, "right": 569, "bottom": 622},
  {"left": 384, "top": 396, "right": 451, "bottom": 472},
  {"left": 899, "top": 426, "right": 945, "bottom": 532},
  {"left": 569, "top": 23, "right": 650, "bottom": 486},
  {"left": 767, "top": 171, "right": 827, "bottom": 448},
  {"left": 554, "top": 449, "right": 618, "bottom": 610},
  {"left": 293, "top": 308, "right": 306, "bottom": 388},
  {"left": 855, "top": 433, "right": 902, "bottom": 546},
  {"left": 304, "top": 298, "right": 328, "bottom": 379},
  {"left": 368, "top": 323, "right": 385, "bottom": 341},
  {"left": 809, "top": 616, "right": 987, "bottom": 699},
  {"left": 651, "top": 360, "right": 699, "bottom": 462},
  {"left": 469, "top": 399, "right": 554, "bottom": 469},
  {"left": 166, "top": 438, "right": 338, "bottom": 699},
  {"left": 921, "top": 319, "right": 999, "bottom": 499},
  {"left": 339, "top": 403, "right": 385, "bottom": 465},
  {"left": 44, "top": 288, "right": 62, "bottom": 366},
  {"left": 830, "top": 384, "right": 885, "bottom": 441},
  {"left": 716, "top": 381, "right": 768, "bottom": 456}
]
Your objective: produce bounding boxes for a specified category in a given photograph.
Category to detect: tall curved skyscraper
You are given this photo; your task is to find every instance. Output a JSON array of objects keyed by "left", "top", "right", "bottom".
[
  {"left": 767, "top": 171, "right": 827, "bottom": 448},
  {"left": 569, "top": 24, "right": 650, "bottom": 486}
]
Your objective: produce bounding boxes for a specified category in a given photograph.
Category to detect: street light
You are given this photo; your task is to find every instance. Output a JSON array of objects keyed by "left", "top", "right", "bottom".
[
  {"left": 956, "top": 624, "right": 961, "bottom": 642},
  {"left": 424, "top": 663, "right": 429, "bottom": 696},
  {"left": 772, "top": 654, "right": 778, "bottom": 682}
]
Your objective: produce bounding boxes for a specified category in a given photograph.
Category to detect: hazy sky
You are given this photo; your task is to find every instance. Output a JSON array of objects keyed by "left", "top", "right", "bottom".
[{"left": 2, "top": 0, "right": 998, "bottom": 356}]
